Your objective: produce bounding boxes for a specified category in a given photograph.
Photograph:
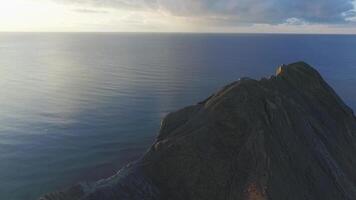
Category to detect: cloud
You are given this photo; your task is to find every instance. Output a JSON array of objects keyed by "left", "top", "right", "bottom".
[
  {"left": 55, "top": 0, "right": 155, "bottom": 10},
  {"left": 284, "top": 18, "right": 308, "bottom": 26},
  {"left": 155, "top": 0, "right": 356, "bottom": 24},
  {"left": 54, "top": 0, "right": 356, "bottom": 25},
  {"left": 72, "top": 8, "right": 110, "bottom": 14}
]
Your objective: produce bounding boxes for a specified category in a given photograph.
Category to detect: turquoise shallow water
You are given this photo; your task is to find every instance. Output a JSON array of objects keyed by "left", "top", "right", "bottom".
[{"left": 0, "top": 33, "right": 355, "bottom": 200}]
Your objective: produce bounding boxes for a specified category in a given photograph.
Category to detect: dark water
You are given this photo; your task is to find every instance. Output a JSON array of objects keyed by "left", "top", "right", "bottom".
[{"left": 0, "top": 33, "right": 355, "bottom": 200}]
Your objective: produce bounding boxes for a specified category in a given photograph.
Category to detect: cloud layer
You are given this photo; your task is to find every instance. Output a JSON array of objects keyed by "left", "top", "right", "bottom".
[{"left": 58, "top": 0, "right": 356, "bottom": 25}]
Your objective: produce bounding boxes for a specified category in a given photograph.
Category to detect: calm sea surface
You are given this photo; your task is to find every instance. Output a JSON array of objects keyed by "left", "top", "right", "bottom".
[{"left": 0, "top": 33, "right": 355, "bottom": 200}]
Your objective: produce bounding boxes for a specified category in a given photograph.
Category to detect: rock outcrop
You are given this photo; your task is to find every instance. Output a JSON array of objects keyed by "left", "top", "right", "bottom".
[{"left": 40, "top": 62, "right": 356, "bottom": 200}]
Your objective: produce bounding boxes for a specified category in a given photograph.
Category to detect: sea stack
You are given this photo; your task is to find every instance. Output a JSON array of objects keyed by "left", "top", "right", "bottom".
[{"left": 41, "top": 62, "right": 356, "bottom": 200}]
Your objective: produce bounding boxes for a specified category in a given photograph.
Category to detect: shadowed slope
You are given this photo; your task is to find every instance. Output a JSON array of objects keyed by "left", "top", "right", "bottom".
[{"left": 41, "top": 62, "right": 356, "bottom": 200}]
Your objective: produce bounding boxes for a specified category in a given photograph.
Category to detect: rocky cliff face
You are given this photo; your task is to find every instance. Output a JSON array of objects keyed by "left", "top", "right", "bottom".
[{"left": 40, "top": 62, "right": 356, "bottom": 200}]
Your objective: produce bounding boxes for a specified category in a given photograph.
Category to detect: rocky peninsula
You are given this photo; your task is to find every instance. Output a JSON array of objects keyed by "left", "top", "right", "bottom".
[{"left": 41, "top": 62, "right": 356, "bottom": 200}]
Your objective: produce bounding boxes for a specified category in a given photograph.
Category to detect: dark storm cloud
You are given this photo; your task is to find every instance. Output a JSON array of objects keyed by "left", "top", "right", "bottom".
[{"left": 56, "top": 0, "right": 356, "bottom": 24}]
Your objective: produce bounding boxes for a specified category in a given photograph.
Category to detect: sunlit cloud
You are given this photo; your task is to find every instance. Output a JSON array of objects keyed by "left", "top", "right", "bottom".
[
  {"left": 72, "top": 8, "right": 110, "bottom": 14},
  {"left": 0, "top": 0, "right": 356, "bottom": 33},
  {"left": 55, "top": 0, "right": 356, "bottom": 24}
]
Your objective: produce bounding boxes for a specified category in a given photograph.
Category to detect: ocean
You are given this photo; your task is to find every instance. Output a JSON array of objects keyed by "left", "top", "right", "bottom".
[{"left": 0, "top": 33, "right": 355, "bottom": 200}]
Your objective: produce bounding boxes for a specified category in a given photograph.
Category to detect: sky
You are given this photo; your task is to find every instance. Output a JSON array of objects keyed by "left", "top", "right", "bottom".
[{"left": 1, "top": 0, "right": 356, "bottom": 33}]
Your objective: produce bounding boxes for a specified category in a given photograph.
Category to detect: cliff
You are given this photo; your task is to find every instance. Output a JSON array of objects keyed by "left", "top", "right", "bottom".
[{"left": 40, "top": 62, "right": 356, "bottom": 200}]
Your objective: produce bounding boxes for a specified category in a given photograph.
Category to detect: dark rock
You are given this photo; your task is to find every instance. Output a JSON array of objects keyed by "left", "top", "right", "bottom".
[
  {"left": 40, "top": 62, "right": 356, "bottom": 200},
  {"left": 39, "top": 162, "right": 160, "bottom": 200}
]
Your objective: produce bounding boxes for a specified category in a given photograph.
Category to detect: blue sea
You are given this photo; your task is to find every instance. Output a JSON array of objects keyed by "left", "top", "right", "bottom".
[{"left": 0, "top": 33, "right": 355, "bottom": 200}]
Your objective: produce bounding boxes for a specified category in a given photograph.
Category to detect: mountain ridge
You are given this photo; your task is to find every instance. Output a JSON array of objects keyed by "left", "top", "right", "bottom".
[{"left": 41, "top": 62, "right": 356, "bottom": 200}]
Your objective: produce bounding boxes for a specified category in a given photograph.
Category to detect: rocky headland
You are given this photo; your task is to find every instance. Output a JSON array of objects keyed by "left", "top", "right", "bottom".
[{"left": 40, "top": 62, "right": 356, "bottom": 200}]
